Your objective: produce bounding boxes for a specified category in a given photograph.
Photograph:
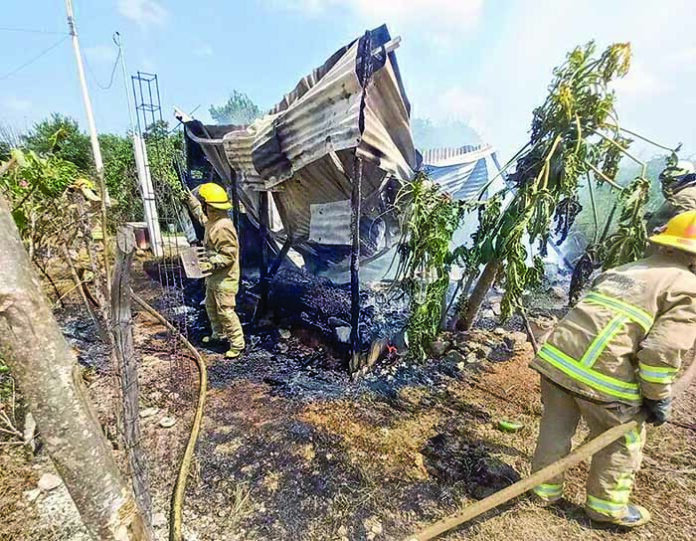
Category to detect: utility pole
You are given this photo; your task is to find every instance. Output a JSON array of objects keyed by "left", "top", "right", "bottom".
[
  {"left": 65, "top": 0, "right": 111, "bottom": 290},
  {"left": 115, "top": 32, "right": 163, "bottom": 257},
  {"left": 65, "top": 0, "right": 105, "bottom": 182}
]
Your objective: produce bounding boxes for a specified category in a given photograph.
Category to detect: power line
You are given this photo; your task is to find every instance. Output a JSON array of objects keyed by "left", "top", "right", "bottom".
[
  {"left": 0, "top": 26, "right": 67, "bottom": 35},
  {"left": 84, "top": 46, "right": 122, "bottom": 90},
  {"left": 0, "top": 35, "right": 69, "bottom": 81}
]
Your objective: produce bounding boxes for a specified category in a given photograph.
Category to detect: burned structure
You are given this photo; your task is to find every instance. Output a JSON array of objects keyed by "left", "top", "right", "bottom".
[{"left": 181, "top": 25, "right": 418, "bottom": 371}]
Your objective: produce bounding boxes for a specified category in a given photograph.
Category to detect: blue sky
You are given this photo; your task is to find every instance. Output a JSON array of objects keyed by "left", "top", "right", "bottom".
[{"left": 1, "top": 0, "right": 694, "bottom": 161}]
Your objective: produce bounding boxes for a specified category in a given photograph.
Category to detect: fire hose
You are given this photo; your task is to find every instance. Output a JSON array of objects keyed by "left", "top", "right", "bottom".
[
  {"left": 402, "top": 357, "right": 696, "bottom": 541},
  {"left": 131, "top": 292, "right": 208, "bottom": 541}
]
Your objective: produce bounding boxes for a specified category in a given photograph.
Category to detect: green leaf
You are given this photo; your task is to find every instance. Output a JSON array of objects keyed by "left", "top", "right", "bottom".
[
  {"left": 11, "top": 208, "right": 28, "bottom": 231},
  {"left": 497, "top": 420, "right": 524, "bottom": 433}
]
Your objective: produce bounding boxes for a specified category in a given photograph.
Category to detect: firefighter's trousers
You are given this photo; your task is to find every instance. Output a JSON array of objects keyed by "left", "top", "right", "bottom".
[
  {"left": 532, "top": 377, "right": 646, "bottom": 520},
  {"left": 205, "top": 277, "right": 245, "bottom": 354}
]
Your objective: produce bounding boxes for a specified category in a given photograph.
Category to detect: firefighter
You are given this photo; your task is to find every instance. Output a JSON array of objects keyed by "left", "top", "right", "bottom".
[
  {"left": 186, "top": 183, "right": 245, "bottom": 359},
  {"left": 530, "top": 210, "right": 696, "bottom": 528},
  {"left": 646, "top": 161, "right": 695, "bottom": 233}
]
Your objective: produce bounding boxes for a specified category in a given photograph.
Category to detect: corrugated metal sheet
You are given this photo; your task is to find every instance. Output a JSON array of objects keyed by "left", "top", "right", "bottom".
[
  {"left": 422, "top": 144, "right": 501, "bottom": 201},
  {"left": 188, "top": 25, "right": 415, "bottom": 269},
  {"left": 222, "top": 37, "right": 415, "bottom": 193},
  {"left": 308, "top": 200, "right": 352, "bottom": 245}
]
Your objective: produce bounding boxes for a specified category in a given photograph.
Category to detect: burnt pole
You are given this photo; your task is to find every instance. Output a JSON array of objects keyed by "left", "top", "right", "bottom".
[
  {"left": 350, "top": 31, "right": 374, "bottom": 373},
  {"left": 230, "top": 169, "right": 241, "bottom": 234},
  {"left": 258, "top": 190, "right": 270, "bottom": 317}
]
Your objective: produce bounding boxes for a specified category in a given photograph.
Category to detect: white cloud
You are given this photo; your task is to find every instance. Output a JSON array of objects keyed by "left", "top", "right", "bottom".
[
  {"left": 269, "top": 0, "right": 483, "bottom": 36},
  {"left": 117, "top": 0, "right": 168, "bottom": 28},
  {"left": 85, "top": 44, "right": 117, "bottom": 65},
  {"left": 140, "top": 56, "right": 157, "bottom": 73},
  {"left": 2, "top": 96, "right": 32, "bottom": 112},
  {"left": 612, "top": 63, "right": 668, "bottom": 99},
  {"left": 666, "top": 47, "right": 696, "bottom": 68},
  {"left": 422, "top": 86, "right": 490, "bottom": 138},
  {"left": 194, "top": 44, "right": 214, "bottom": 58}
]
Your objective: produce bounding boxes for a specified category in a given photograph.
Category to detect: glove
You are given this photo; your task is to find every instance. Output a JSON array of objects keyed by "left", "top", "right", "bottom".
[
  {"left": 185, "top": 191, "right": 201, "bottom": 210},
  {"left": 199, "top": 260, "right": 213, "bottom": 273},
  {"left": 643, "top": 397, "right": 672, "bottom": 426}
]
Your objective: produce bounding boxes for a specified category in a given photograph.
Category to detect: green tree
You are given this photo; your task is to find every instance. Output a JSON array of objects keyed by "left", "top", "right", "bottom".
[
  {"left": 24, "top": 114, "right": 92, "bottom": 171},
  {"left": 141, "top": 121, "right": 187, "bottom": 229},
  {"left": 99, "top": 133, "right": 142, "bottom": 223},
  {"left": 209, "top": 90, "right": 262, "bottom": 125},
  {"left": 570, "top": 155, "right": 669, "bottom": 250},
  {"left": 0, "top": 140, "right": 10, "bottom": 162}
]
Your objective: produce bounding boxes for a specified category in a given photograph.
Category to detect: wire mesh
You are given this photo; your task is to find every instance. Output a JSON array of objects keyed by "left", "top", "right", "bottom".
[{"left": 131, "top": 71, "right": 195, "bottom": 398}]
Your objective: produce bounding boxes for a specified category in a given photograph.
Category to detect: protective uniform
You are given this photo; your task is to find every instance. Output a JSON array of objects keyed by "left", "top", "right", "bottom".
[
  {"left": 188, "top": 183, "right": 245, "bottom": 359},
  {"left": 531, "top": 211, "right": 696, "bottom": 527}
]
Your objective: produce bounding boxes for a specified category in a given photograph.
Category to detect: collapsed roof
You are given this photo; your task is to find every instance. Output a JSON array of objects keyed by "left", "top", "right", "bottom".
[
  {"left": 421, "top": 144, "right": 505, "bottom": 201},
  {"left": 185, "top": 24, "right": 418, "bottom": 269}
]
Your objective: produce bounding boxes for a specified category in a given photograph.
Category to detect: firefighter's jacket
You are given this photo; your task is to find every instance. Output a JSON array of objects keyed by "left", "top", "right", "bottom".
[
  {"left": 530, "top": 252, "right": 696, "bottom": 405},
  {"left": 189, "top": 199, "right": 240, "bottom": 297},
  {"left": 203, "top": 210, "right": 240, "bottom": 295},
  {"left": 646, "top": 186, "right": 696, "bottom": 233}
]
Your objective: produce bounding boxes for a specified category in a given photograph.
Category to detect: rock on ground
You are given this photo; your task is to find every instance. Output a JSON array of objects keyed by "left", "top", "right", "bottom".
[{"left": 37, "top": 473, "right": 62, "bottom": 492}]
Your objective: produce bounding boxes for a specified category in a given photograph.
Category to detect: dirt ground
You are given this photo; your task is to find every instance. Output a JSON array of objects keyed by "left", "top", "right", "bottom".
[{"left": 2, "top": 282, "right": 696, "bottom": 541}]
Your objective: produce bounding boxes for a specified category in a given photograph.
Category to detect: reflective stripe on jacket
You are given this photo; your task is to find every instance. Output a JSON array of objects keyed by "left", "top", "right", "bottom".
[{"left": 530, "top": 253, "right": 696, "bottom": 405}]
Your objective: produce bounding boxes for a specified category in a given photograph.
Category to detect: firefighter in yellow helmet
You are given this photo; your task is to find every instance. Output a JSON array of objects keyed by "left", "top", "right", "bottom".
[
  {"left": 186, "top": 183, "right": 245, "bottom": 359},
  {"left": 530, "top": 210, "right": 696, "bottom": 528}
]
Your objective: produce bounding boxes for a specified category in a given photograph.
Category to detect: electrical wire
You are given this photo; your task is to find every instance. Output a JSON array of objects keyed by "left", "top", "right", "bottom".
[
  {"left": 84, "top": 45, "right": 122, "bottom": 90},
  {"left": 0, "top": 26, "right": 67, "bottom": 35},
  {"left": 0, "top": 35, "right": 69, "bottom": 81}
]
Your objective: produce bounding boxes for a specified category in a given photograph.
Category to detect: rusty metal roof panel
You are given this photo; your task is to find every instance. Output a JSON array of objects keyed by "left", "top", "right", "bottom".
[{"left": 187, "top": 25, "right": 415, "bottom": 267}]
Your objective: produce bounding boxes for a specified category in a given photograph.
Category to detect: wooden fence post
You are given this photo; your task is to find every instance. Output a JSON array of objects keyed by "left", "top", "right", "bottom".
[{"left": 111, "top": 225, "right": 152, "bottom": 526}]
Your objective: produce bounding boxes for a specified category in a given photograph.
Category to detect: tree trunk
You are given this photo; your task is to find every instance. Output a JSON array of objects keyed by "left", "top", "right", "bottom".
[
  {"left": 455, "top": 259, "right": 500, "bottom": 331},
  {"left": 0, "top": 196, "right": 151, "bottom": 541},
  {"left": 111, "top": 226, "right": 152, "bottom": 526}
]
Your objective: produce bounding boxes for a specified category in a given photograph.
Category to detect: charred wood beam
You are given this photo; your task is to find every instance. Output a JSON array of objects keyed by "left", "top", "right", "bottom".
[
  {"left": 230, "top": 169, "right": 240, "bottom": 233},
  {"left": 350, "top": 156, "right": 363, "bottom": 372},
  {"left": 258, "top": 190, "right": 270, "bottom": 317},
  {"left": 349, "top": 30, "right": 374, "bottom": 373},
  {"left": 268, "top": 235, "right": 293, "bottom": 279}
]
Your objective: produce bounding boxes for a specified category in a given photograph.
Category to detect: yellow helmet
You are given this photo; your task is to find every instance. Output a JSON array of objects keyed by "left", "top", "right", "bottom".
[
  {"left": 198, "top": 183, "right": 232, "bottom": 210},
  {"left": 649, "top": 210, "right": 696, "bottom": 254}
]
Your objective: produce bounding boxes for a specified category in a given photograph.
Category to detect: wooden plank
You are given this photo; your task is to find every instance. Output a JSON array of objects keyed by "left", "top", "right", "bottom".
[{"left": 179, "top": 246, "right": 210, "bottom": 279}]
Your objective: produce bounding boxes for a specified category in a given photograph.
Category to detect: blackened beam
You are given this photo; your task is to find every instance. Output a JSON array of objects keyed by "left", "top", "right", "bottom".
[
  {"left": 230, "top": 170, "right": 240, "bottom": 233},
  {"left": 350, "top": 30, "right": 374, "bottom": 372},
  {"left": 268, "top": 236, "right": 293, "bottom": 278},
  {"left": 258, "top": 191, "right": 270, "bottom": 316}
]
